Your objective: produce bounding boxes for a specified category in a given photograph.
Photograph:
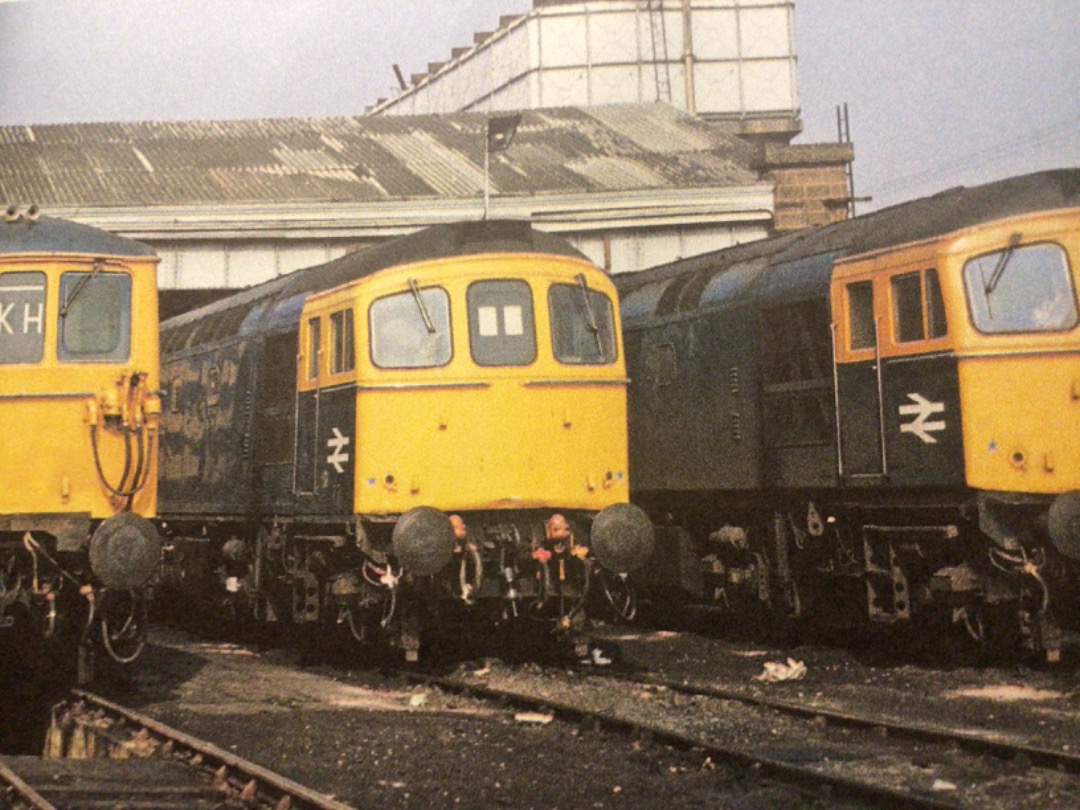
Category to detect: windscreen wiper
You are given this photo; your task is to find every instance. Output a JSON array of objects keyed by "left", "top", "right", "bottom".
[
  {"left": 984, "top": 232, "right": 1023, "bottom": 297},
  {"left": 408, "top": 278, "right": 436, "bottom": 334},
  {"left": 60, "top": 258, "right": 104, "bottom": 317},
  {"left": 576, "top": 272, "right": 604, "bottom": 355}
]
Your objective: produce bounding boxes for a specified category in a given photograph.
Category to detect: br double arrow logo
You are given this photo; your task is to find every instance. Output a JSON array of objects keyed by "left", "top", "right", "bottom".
[
  {"left": 898, "top": 393, "right": 946, "bottom": 444},
  {"left": 326, "top": 427, "right": 351, "bottom": 473}
]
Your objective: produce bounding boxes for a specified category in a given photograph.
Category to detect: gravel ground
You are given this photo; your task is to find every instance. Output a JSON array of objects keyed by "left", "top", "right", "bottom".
[
  {"left": 94, "top": 629, "right": 856, "bottom": 809},
  {"left": 82, "top": 622, "right": 1080, "bottom": 810},
  {"left": 479, "top": 632, "right": 1080, "bottom": 809},
  {"left": 589, "top": 621, "right": 1080, "bottom": 752}
]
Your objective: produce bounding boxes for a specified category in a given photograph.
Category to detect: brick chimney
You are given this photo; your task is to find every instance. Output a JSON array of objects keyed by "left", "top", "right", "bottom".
[{"left": 757, "top": 143, "right": 856, "bottom": 232}]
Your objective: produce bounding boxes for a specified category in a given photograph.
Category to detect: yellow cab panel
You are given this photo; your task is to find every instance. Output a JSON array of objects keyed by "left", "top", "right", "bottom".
[
  {"left": 943, "top": 208, "right": 1080, "bottom": 495},
  {"left": 0, "top": 253, "right": 161, "bottom": 526},
  {"left": 298, "top": 252, "right": 629, "bottom": 518}
]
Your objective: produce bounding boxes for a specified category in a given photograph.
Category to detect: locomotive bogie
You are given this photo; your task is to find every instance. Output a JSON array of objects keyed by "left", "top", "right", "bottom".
[{"left": 159, "top": 506, "right": 633, "bottom": 661}]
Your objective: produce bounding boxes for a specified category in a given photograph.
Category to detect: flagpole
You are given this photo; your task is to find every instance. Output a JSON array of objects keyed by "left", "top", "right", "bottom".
[{"left": 483, "top": 113, "right": 521, "bottom": 222}]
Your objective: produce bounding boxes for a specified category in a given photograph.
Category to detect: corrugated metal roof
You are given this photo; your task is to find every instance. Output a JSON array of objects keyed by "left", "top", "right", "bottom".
[{"left": 0, "top": 103, "right": 759, "bottom": 208}]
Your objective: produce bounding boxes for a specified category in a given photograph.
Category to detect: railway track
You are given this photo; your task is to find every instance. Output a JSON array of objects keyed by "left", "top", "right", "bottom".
[
  {"left": 601, "top": 669, "right": 1080, "bottom": 777},
  {"left": 402, "top": 663, "right": 1080, "bottom": 810},
  {"left": 0, "top": 690, "right": 356, "bottom": 810}
]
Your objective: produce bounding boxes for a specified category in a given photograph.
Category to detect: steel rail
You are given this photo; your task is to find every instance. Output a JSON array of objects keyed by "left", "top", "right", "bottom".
[
  {"left": 403, "top": 671, "right": 965, "bottom": 810},
  {"left": 601, "top": 670, "right": 1080, "bottom": 776},
  {"left": 0, "top": 759, "right": 55, "bottom": 810},
  {"left": 57, "top": 690, "right": 358, "bottom": 810}
]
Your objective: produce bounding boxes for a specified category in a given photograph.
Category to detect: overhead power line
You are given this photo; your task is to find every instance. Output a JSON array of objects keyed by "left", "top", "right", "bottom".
[{"left": 876, "top": 117, "right": 1080, "bottom": 198}]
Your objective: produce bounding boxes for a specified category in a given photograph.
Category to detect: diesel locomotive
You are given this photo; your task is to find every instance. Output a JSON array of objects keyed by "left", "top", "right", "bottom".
[
  {"left": 156, "top": 220, "right": 653, "bottom": 661},
  {"left": 0, "top": 207, "right": 163, "bottom": 682},
  {"left": 617, "top": 169, "right": 1080, "bottom": 662}
]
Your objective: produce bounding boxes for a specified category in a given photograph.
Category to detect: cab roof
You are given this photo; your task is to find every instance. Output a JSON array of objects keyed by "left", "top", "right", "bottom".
[
  {"left": 0, "top": 213, "right": 156, "bottom": 258},
  {"left": 617, "top": 169, "right": 1080, "bottom": 321},
  {"left": 161, "top": 219, "right": 588, "bottom": 353}
]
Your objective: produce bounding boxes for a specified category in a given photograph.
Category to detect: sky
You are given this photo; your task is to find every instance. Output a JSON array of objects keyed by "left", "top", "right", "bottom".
[{"left": 0, "top": 0, "right": 1077, "bottom": 211}]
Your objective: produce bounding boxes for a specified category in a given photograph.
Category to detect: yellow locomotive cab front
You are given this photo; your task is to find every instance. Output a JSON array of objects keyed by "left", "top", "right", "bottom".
[
  {"left": 0, "top": 255, "right": 161, "bottom": 533},
  {"left": 296, "top": 249, "right": 654, "bottom": 589},
  {"left": 946, "top": 209, "right": 1080, "bottom": 557},
  {"left": 1, "top": 211, "right": 162, "bottom": 678},
  {"left": 353, "top": 256, "right": 629, "bottom": 516}
]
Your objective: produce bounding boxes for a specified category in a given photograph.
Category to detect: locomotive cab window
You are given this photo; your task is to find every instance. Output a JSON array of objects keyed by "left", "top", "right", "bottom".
[
  {"left": 58, "top": 270, "right": 131, "bottom": 362},
  {"left": 926, "top": 269, "right": 947, "bottom": 338},
  {"left": 963, "top": 241, "right": 1078, "bottom": 333},
  {"left": 329, "top": 308, "right": 355, "bottom": 374},
  {"left": 467, "top": 279, "right": 536, "bottom": 367},
  {"left": 549, "top": 277, "right": 617, "bottom": 365},
  {"left": 891, "top": 268, "right": 948, "bottom": 343},
  {"left": 0, "top": 271, "right": 46, "bottom": 365},
  {"left": 370, "top": 284, "right": 451, "bottom": 369}
]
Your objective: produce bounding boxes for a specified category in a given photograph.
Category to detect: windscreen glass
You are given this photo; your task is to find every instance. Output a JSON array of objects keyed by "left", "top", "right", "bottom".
[
  {"left": 549, "top": 281, "right": 617, "bottom": 365},
  {"left": 370, "top": 286, "right": 452, "bottom": 368},
  {"left": 330, "top": 308, "right": 355, "bottom": 374},
  {"left": 964, "top": 243, "right": 1078, "bottom": 333},
  {"left": 58, "top": 271, "right": 132, "bottom": 361}
]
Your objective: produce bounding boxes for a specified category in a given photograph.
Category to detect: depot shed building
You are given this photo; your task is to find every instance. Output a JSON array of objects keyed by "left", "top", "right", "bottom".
[{"left": 0, "top": 103, "right": 850, "bottom": 296}]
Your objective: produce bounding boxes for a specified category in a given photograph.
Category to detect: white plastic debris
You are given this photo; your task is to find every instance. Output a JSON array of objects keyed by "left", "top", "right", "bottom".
[
  {"left": 753, "top": 658, "right": 807, "bottom": 683},
  {"left": 514, "top": 711, "right": 554, "bottom": 725},
  {"left": 408, "top": 692, "right": 429, "bottom": 707},
  {"left": 931, "top": 779, "right": 958, "bottom": 792},
  {"left": 579, "top": 647, "right": 613, "bottom": 666}
]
